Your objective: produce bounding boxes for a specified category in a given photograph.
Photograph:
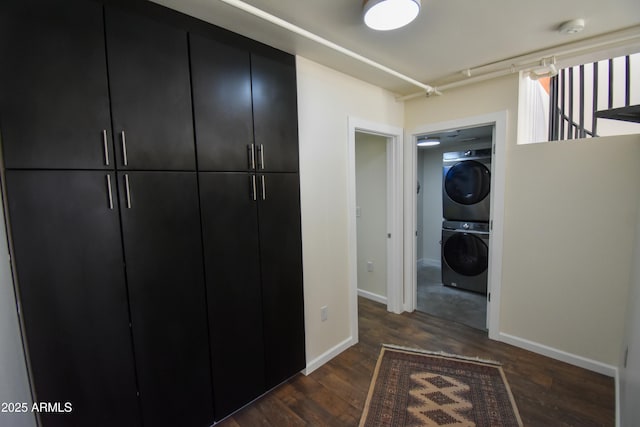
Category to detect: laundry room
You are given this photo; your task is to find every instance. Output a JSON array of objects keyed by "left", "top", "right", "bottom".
[{"left": 416, "top": 124, "right": 494, "bottom": 331}]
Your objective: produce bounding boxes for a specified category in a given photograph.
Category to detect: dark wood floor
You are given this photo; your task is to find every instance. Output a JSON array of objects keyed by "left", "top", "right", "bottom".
[{"left": 216, "top": 297, "right": 615, "bottom": 426}]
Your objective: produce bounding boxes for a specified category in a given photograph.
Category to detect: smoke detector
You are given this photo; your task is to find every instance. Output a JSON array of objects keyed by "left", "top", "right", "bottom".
[{"left": 558, "top": 19, "right": 585, "bottom": 35}]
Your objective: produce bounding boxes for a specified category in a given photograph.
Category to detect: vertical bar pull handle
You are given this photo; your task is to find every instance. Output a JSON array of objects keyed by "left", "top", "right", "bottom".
[
  {"left": 124, "top": 174, "right": 131, "bottom": 209},
  {"left": 251, "top": 175, "right": 257, "bottom": 201},
  {"left": 102, "top": 130, "right": 110, "bottom": 166},
  {"left": 259, "top": 144, "right": 265, "bottom": 170},
  {"left": 249, "top": 144, "right": 256, "bottom": 170},
  {"left": 106, "top": 174, "right": 114, "bottom": 210},
  {"left": 121, "top": 131, "right": 128, "bottom": 166},
  {"left": 260, "top": 175, "right": 266, "bottom": 200}
]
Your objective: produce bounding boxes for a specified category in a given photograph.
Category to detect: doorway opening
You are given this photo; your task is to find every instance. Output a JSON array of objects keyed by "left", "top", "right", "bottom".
[
  {"left": 415, "top": 125, "right": 493, "bottom": 331},
  {"left": 347, "top": 117, "right": 404, "bottom": 344},
  {"left": 406, "top": 111, "right": 507, "bottom": 340},
  {"left": 355, "top": 132, "right": 389, "bottom": 305}
]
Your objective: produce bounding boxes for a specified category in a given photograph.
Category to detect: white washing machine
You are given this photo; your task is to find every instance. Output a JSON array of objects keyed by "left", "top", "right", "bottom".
[
  {"left": 441, "top": 220, "right": 489, "bottom": 294},
  {"left": 442, "top": 149, "right": 491, "bottom": 222}
]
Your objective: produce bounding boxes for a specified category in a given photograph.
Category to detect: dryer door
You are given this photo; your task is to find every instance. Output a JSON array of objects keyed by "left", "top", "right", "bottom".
[
  {"left": 443, "top": 233, "right": 488, "bottom": 276},
  {"left": 444, "top": 160, "right": 490, "bottom": 205}
]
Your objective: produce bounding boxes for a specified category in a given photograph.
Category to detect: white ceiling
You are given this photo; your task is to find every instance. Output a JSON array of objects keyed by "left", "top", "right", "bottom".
[{"left": 151, "top": 0, "right": 640, "bottom": 95}]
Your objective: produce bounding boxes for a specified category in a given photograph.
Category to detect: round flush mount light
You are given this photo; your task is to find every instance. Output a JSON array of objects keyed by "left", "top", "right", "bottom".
[
  {"left": 363, "top": 0, "right": 421, "bottom": 31},
  {"left": 558, "top": 18, "right": 585, "bottom": 35}
]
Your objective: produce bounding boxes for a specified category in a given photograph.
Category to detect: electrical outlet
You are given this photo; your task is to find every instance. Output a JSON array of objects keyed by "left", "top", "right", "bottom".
[
  {"left": 320, "top": 306, "right": 328, "bottom": 321},
  {"left": 367, "top": 261, "right": 374, "bottom": 272}
]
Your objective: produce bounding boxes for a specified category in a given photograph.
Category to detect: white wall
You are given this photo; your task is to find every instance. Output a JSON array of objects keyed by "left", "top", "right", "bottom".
[
  {"left": 355, "top": 132, "right": 387, "bottom": 300},
  {"left": 620, "top": 193, "right": 640, "bottom": 426},
  {"left": 0, "top": 201, "right": 35, "bottom": 426},
  {"left": 405, "top": 74, "right": 640, "bottom": 369},
  {"left": 296, "top": 56, "right": 404, "bottom": 367},
  {"left": 417, "top": 147, "right": 441, "bottom": 264},
  {"left": 501, "top": 135, "right": 640, "bottom": 366}
]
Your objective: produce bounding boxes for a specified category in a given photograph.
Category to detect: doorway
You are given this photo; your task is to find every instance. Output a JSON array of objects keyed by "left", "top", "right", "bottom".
[
  {"left": 415, "top": 125, "right": 493, "bottom": 331},
  {"left": 355, "top": 132, "right": 388, "bottom": 305},
  {"left": 347, "top": 117, "right": 404, "bottom": 344},
  {"left": 405, "top": 111, "right": 507, "bottom": 340}
]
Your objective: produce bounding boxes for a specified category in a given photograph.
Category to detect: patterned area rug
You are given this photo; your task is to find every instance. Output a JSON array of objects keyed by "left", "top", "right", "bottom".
[{"left": 359, "top": 346, "right": 523, "bottom": 427}]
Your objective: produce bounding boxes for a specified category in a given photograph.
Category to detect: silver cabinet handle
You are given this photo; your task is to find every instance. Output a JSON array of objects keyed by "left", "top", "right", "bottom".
[
  {"left": 121, "top": 131, "right": 128, "bottom": 166},
  {"left": 124, "top": 174, "right": 131, "bottom": 208},
  {"left": 106, "top": 174, "right": 114, "bottom": 210},
  {"left": 251, "top": 175, "right": 257, "bottom": 201},
  {"left": 102, "top": 130, "right": 110, "bottom": 166},
  {"left": 260, "top": 175, "right": 266, "bottom": 200},
  {"left": 248, "top": 144, "right": 255, "bottom": 170},
  {"left": 259, "top": 144, "right": 265, "bottom": 170}
]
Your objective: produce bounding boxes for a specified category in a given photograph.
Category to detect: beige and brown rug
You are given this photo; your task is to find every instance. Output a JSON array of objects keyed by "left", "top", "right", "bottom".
[{"left": 359, "top": 346, "right": 523, "bottom": 427}]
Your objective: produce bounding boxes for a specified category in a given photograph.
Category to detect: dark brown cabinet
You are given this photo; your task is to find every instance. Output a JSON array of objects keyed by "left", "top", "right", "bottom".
[
  {"left": 0, "top": 0, "right": 113, "bottom": 170},
  {"left": 199, "top": 173, "right": 266, "bottom": 419},
  {"left": 190, "top": 33, "right": 299, "bottom": 173},
  {"left": 257, "top": 173, "right": 306, "bottom": 387},
  {"left": 200, "top": 172, "right": 305, "bottom": 418},
  {"left": 5, "top": 170, "right": 139, "bottom": 427},
  {"left": 119, "top": 172, "right": 212, "bottom": 426},
  {"left": 106, "top": 6, "right": 196, "bottom": 171},
  {"left": 251, "top": 53, "right": 300, "bottom": 173},
  {"left": 191, "top": 35, "right": 254, "bottom": 172},
  {"left": 1, "top": 1, "right": 304, "bottom": 426}
]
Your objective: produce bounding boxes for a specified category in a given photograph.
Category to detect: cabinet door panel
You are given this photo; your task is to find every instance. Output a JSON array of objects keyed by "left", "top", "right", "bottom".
[
  {"left": 257, "top": 173, "right": 305, "bottom": 387},
  {"left": 5, "top": 170, "right": 139, "bottom": 427},
  {"left": 0, "top": 0, "right": 112, "bottom": 169},
  {"left": 251, "top": 53, "right": 299, "bottom": 173},
  {"left": 106, "top": 6, "right": 195, "bottom": 170},
  {"left": 191, "top": 35, "right": 253, "bottom": 171},
  {"left": 118, "top": 172, "right": 212, "bottom": 427},
  {"left": 199, "top": 173, "right": 265, "bottom": 420}
]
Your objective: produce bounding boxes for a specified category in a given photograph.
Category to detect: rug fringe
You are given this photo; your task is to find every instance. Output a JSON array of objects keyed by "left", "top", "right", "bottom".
[{"left": 382, "top": 344, "right": 502, "bottom": 366}]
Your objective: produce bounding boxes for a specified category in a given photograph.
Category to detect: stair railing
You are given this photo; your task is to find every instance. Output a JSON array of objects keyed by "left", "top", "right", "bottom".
[{"left": 548, "top": 55, "right": 634, "bottom": 141}]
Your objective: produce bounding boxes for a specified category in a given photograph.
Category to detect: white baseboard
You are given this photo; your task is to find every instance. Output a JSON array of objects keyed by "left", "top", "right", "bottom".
[
  {"left": 303, "top": 336, "right": 355, "bottom": 376},
  {"left": 498, "top": 332, "right": 617, "bottom": 377},
  {"left": 357, "top": 289, "right": 388, "bottom": 305}
]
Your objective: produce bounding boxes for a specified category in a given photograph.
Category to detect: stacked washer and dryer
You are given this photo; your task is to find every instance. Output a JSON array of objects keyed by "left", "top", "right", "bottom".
[{"left": 441, "top": 148, "right": 491, "bottom": 294}]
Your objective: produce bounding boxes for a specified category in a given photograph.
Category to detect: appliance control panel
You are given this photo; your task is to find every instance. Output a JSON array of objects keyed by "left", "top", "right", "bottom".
[{"left": 443, "top": 220, "right": 490, "bottom": 233}]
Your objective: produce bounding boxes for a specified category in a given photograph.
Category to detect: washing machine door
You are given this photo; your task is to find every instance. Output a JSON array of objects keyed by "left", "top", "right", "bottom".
[
  {"left": 444, "top": 160, "right": 491, "bottom": 205},
  {"left": 443, "top": 233, "right": 488, "bottom": 276}
]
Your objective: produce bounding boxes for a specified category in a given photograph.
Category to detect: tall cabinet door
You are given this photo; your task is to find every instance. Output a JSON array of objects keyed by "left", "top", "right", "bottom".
[
  {"left": 0, "top": 0, "right": 113, "bottom": 169},
  {"left": 118, "top": 172, "right": 212, "bottom": 427},
  {"left": 190, "top": 35, "right": 254, "bottom": 172},
  {"left": 257, "top": 173, "right": 306, "bottom": 388},
  {"left": 199, "top": 173, "right": 265, "bottom": 420},
  {"left": 5, "top": 170, "right": 139, "bottom": 427},
  {"left": 251, "top": 53, "right": 299, "bottom": 173},
  {"left": 106, "top": 6, "right": 195, "bottom": 170}
]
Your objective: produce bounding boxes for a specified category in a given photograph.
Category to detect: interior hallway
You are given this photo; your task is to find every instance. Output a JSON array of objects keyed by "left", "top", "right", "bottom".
[{"left": 215, "top": 297, "right": 614, "bottom": 426}]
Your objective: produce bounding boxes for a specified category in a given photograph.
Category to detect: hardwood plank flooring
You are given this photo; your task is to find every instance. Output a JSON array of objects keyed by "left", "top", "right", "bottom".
[{"left": 216, "top": 297, "right": 615, "bottom": 426}]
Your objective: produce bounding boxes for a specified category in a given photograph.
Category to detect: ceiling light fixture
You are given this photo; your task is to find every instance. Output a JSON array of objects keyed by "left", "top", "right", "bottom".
[
  {"left": 363, "top": 0, "right": 421, "bottom": 31},
  {"left": 417, "top": 138, "right": 440, "bottom": 147}
]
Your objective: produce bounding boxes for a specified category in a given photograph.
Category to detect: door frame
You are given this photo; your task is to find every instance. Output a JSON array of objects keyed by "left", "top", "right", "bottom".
[
  {"left": 405, "top": 111, "right": 507, "bottom": 339},
  {"left": 348, "top": 117, "right": 404, "bottom": 341}
]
